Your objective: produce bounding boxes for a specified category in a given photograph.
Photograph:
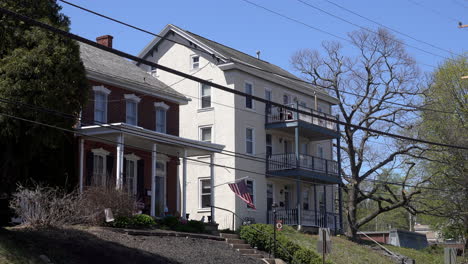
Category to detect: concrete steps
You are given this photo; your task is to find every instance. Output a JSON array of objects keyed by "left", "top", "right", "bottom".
[{"left": 220, "top": 233, "right": 264, "bottom": 259}]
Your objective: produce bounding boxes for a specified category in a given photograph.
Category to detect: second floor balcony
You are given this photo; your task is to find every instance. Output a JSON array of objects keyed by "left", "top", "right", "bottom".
[
  {"left": 266, "top": 153, "right": 340, "bottom": 184},
  {"left": 265, "top": 103, "right": 340, "bottom": 141}
]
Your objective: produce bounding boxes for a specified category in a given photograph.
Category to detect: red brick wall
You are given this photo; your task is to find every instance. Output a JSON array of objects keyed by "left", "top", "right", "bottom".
[{"left": 82, "top": 80, "right": 180, "bottom": 136}]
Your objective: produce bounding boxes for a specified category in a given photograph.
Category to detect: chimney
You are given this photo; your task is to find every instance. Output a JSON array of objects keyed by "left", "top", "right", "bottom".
[
  {"left": 96, "top": 35, "right": 113, "bottom": 48},
  {"left": 256, "top": 50, "right": 261, "bottom": 59}
]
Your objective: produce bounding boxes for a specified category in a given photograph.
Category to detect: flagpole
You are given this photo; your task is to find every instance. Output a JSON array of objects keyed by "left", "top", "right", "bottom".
[{"left": 212, "top": 176, "right": 250, "bottom": 188}]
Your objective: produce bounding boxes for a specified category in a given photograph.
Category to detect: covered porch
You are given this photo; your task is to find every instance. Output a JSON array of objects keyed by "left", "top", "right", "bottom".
[{"left": 77, "top": 123, "right": 224, "bottom": 219}]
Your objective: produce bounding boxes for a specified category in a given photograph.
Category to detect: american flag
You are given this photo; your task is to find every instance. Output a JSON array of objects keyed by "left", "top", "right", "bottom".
[{"left": 228, "top": 180, "right": 255, "bottom": 209}]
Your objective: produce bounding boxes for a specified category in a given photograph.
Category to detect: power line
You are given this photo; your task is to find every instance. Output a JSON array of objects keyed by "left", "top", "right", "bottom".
[
  {"left": 58, "top": 0, "right": 455, "bottom": 115},
  {"left": 1, "top": 6, "right": 465, "bottom": 151},
  {"left": 320, "top": 0, "right": 462, "bottom": 57},
  {"left": 406, "top": 0, "right": 462, "bottom": 23}
]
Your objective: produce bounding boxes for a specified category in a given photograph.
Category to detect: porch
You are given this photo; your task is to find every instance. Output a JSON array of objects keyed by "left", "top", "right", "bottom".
[{"left": 267, "top": 209, "right": 341, "bottom": 230}]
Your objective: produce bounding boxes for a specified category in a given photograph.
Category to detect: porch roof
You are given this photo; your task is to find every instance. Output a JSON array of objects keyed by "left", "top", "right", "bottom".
[{"left": 78, "top": 123, "right": 224, "bottom": 157}]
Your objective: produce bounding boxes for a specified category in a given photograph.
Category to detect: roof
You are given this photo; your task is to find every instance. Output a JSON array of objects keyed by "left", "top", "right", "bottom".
[
  {"left": 79, "top": 42, "right": 188, "bottom": 103},
  {"left": 138, "top": 24, "right": 338, "bottom": 104}
]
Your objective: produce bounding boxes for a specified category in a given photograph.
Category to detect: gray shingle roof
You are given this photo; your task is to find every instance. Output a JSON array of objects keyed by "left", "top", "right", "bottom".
[{"left": 79, "top": 42, "right": 187, "bottom": 102}]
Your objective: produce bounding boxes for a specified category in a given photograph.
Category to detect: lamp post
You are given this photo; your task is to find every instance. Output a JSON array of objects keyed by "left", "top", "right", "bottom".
[{"left": 272, "top": 202, "right": 278, "bottom": 258}]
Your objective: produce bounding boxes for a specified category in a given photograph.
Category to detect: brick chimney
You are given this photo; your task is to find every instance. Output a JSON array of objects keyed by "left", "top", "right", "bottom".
[{"left": 96, "top": 35, "right": 113, "bottom": 48}]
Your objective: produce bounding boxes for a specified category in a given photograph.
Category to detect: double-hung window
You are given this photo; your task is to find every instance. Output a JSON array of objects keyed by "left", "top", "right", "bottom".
[
  {"left": 191, "top": 55, "right": 200, "bottom": 70},
  {"left": 245, "top": 82, "right": 253, "bottom": 109},
  {"left": 124, "top": 94, "right": 141, "bottom": 126},
  {"left": 155, "top": 102, "right": 169, "bottom": 133},
  {"left": 246, "top": 180, "right": 255, "bottom": 209},
  {"left": 264, "top": 89, "right": 272, "bottom": 114},
  {"left": 201, "top": 83, "right": 211, "bottom": 108},
  {"left": 93, "top": 86, "right": 110, "bottom": 124},
  {"left": 266, "top": 134, "right": 272, "bottom": 157},
  {"left": 246, "top": 128, "right": 254, "bottom": 155},
  {"left": 199, "top": 179, "right": 212, "bottom": 209},
  {"left": 200, "top": 126, "right": 212, "bottom": 143},
  {"left": 124, "top": 156, "right": 138, "bottom": 196},
  {"left": 91, "top": 148, "right": 109, "bottom": 187}
]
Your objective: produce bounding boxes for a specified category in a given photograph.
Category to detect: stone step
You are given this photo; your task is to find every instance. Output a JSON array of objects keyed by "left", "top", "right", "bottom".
[
  {"left": 226, "top": 238, "right": 246, "bottom": 244},
  {"left": 242, "top": 253, "right": 264, "bottom": 258},
  {"left": 262, "top": 259, "right": 276, "bottom": 264},
  {"left": 230, "top": 243, "right": 251, "bottom": 249},
  {"left": 220, "top": 233, "right": 240, "bottom": 239},
  {"left": 237, "top": 248, "right": 257, "bottom": 254}
]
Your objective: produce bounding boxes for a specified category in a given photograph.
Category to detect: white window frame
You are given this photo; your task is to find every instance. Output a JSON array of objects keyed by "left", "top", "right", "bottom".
[
  {"left": 246, "top": 127, "right": 255, "bottom": 155},
  {"left": 154, "top": 102, "right": 170, "bottom": 133},
  {"left": 246, "top": 179, "right": 256, "bottom": 210},
  {"left": 244, "top": 82, "right": 254, "bottom": 109},
  {"left": 124, "top": 153, "right": 140, "bottom": 196},
  {"left": 198, "top": 178, "right": 212, "bottom": 211},
  {"left": 199, "top": 125, "right": 213, "bottom": 143},
  {"left": 200, "top": 82, "right": 213, "bottom": 109},
  {"left": 124, "top": 94, "right": 141, "bottom": 126},
  {"left": 264, "top": 88, "right": 272, "bottom": 114},
  {"left": 190, "top": 54, "right": 200, "bottom": 70},
  {"left": 266, "top": 181, "right": 275, "bottom": 209},
  {"left": 283, "top": 93, "right": 291, "bottom": 105},
  {"left": 93, "top": 86, "right": 111, "bottom": 124},
  {"left": 91, "top": 148, "right": 109, "bottom": 187}
]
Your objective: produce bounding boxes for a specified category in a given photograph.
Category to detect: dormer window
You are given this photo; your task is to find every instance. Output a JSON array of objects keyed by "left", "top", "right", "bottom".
[
  {"left": 93, "top": 86, "right": 111, "bottom": 124},
  {"left": 155, "top": 102, "right": 170, "bottom": 133},
  {"left": 191, "top": 55, "right": 200, "bottom": 70},
  {"left": 124, "top": 94, "right": 141, "bottom": 126}
]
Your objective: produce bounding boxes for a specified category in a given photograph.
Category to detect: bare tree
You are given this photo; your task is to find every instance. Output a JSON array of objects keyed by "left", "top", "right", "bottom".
[{"left": 291, "top": 28, "right": 428, "bottom": 238}]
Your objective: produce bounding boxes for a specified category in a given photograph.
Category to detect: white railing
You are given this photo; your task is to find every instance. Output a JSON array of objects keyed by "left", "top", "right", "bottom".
[
  {"left": 267, "top": 153, "right": 339, "bottom": 177},
  {"left": 268, "top": 209, "right": 340, "bottom": 230},
  {"left": 266, "top": 103, "right": 338, "bottom": 131}
]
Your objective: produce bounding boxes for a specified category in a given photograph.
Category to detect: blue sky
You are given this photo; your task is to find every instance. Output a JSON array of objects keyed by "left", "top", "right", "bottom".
[{"left": 60, "top": 0, "right": 467, "bottom": 75}]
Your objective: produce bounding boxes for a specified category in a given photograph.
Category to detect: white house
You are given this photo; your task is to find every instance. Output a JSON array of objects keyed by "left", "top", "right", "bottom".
[{"left": 137, "top": 24, "right": 343, "bottom": 231}]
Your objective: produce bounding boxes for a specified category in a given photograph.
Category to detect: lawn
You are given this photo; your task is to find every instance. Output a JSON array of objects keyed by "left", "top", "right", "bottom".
[{"left": 0, "top": 228, "right": 42, "bottom": 264}]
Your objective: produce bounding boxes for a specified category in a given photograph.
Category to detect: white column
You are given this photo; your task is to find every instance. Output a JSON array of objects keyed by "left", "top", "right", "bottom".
[
  {"left": 151, "top": 144, "right": 157, "bottom": 217},
  {"left": 210, "top": 153, "right": 215, "bottom": 223},
  {"left": 116, "top": 134, "right": 124, "bottom": 189},
  {"left": 182, "top": 149, "right": 188, "bottom": 219},
  {"left": 176, "top": 159, "right": 180, "bottom": 213},
  {"left": 79, "top": 138, "right": 84, "bottom": 193}
]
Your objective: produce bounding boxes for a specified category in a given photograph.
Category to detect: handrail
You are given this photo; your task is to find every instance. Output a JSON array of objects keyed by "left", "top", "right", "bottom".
[
  {"left": 210, "top": 205, "right": 300, "bottom": 264},
  {"left": 267, "top": 153, "right": 339, "bottom": 176},
  {"left": 358, "top": 232, "right": 403, "bottom": 261}
]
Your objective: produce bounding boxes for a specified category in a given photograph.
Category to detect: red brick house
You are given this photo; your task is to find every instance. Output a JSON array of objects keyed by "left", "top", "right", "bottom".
[{"left": 77, "top": 36, "right": 224, "bottom": 217}]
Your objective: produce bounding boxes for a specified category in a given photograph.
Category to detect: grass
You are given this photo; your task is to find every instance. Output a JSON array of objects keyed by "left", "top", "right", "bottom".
[
  {"left": 386, "top": 245, "right": 444, "bottom": 264},
  {"left": 0, "top": 228, "right": 42, "bottom": 264},
  {"left": 280, "top": 227, "right": 395, "bottom": 264}
]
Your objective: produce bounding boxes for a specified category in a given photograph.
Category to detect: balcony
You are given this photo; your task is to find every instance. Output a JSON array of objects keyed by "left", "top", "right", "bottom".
[
  {"left": 267, "top": 209, "right": 341, "bottom": 230},
  {"left": 265, "top": 103, "right": 339, "bottom": 140},
  {"left": 266, "top": 153, "right": 340, "bottom": 184}
]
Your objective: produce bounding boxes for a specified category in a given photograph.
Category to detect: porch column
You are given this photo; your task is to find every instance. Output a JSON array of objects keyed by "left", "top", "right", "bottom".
[
  {"left": 116, "top": 134, "right": 124, "bottom": 189},
  {"left": 79, "top": 138, "right": 84, "bottom": 193},
  {"left": 210, "top": 153, "right": 215, "bottom": 223},
  {"left": 151, "top": 144, "right": 157, "bottom": 217},
  {"left": 295, "top": 118, "right": 302, "bottom": 227},
  {"left": 182, "top": 149, "right": 188, "bottom": 219},
  {"left": 314, "top": 184, "right": 318, "bottom": 226}
]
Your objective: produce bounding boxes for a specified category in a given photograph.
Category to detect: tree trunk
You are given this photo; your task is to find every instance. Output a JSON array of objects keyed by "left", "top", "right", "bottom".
[{"left": 346, "top": 185, "right": 359, "bottom": 239}]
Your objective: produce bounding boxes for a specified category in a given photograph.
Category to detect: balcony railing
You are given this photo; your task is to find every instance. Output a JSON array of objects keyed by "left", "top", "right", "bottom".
[
  {"left": 267, "top": 153, "right": 339, "bottom": 176},
  {"left": 267, "top": 209, "right": 340, "bottom": 230},
  {"left": 266, "top": 103, "right": 338, "bottom": 131}
]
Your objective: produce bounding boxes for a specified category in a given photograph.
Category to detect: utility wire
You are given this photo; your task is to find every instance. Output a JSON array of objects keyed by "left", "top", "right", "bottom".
[
  {"left": 58, "top": 0, "right": 454, "bottom": 115},
  {"left": 406, "top": 0, "right": 463, "bottom": 23},
  {"left": 0, "top": 6, "right": 465, "bottom": 151}
]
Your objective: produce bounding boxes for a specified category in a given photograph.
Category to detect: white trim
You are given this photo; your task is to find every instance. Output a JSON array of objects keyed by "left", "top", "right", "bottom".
[
  {"left": 92, "top": 85, "right": 111, "bottom": 95},
  {"left": 199, "top": 125, "right": 213, "bottom": 143},
  {"left": 125, "top": 99, "right": 139, "bottom": 126},
  {"left": 124, "top": 158, "right": 138, "bottom": 195},
  {"left": 246, "top": 179, "right": 256, "bottom": 210},
  {"left": 154, "top": 102, "right": 170, "bottom": 110},
  {"left": 124, "top": 94, "right": 142, "bottom": 103},
  {"left": 190, "top": 54, "right": 200, "bottom": 71},
  {"left": 245, "top": 127, "right": 255, "bottom": 155},
  {"left": 91, "top": 148, "right": 110, "bottom": 156},
  {"left": 244, "top": 81, "right": 255, "bottom": 110},
  {"left": 198, "top": 177, "right": 212, "bottom": 211},
  {"left": 124, "top": 153, "right": 141, "bottom": 161},
  {"left": 199, "top": 81, "right": 213, "bottom": 109}
]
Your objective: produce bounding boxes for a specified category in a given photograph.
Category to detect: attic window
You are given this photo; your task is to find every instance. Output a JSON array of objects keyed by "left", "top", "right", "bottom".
[{"left": 191, "top": 55, "right": 200, "bottom": 70}]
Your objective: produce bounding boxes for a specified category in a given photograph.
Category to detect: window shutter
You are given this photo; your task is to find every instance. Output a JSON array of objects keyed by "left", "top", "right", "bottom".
[
  {"left": 106, "top": 154, "right": 114, "bottom": 188},
  {"left": 137, "top": 159, "right": 145, "bottom": 200},
  {"left": 86, "top": 151, "right": 94, "bottom": 186}
]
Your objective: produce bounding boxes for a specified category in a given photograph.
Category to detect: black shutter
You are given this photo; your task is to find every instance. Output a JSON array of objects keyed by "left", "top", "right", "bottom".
[
  {"left": 137, "top": 159, "right": 145, "bottom": 200},
  {"left": 106, "top": 154, "right": 114, "bottom": 188},
  {"left": 123, "top": 158, "right": 127, "bottom": 187},
  {"left": 86, "top": 152, "right": 94, "bottom": 186}
]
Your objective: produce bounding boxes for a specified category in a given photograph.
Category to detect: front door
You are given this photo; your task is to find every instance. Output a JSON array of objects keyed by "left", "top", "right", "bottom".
[{"left": 155, "top": 160, "right": 166, "bottom": 216}]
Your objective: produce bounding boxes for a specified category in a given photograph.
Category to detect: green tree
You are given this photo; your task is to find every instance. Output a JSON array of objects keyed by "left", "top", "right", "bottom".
[
  {"left": 417, "top": 56, "right": 468, "bottom": 249},
  {"left": 0, "top": 0, "right": 88, "bottom": 193}
]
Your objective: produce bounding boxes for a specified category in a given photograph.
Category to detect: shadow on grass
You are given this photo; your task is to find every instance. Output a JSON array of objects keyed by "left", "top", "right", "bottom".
[{"left": 0, "top": 226, "right": 179, "bottom": 264}]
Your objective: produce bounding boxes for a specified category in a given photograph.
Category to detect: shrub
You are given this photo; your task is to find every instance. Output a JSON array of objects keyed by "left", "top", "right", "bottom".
[
  {"left": 131, "top": 214, "right": 156, "bottom": 228},
  {"left": 174, "top": 220, "right": 206, "bottom": 233},
  {"left": 160, "top": 216, "right": 179, "bottom": 229},
  {"left": 293, "top": 248, "right": 327, "bottom": 264},
  {"left": 112, "top": 216, "right": 132, "bottom": 228}
]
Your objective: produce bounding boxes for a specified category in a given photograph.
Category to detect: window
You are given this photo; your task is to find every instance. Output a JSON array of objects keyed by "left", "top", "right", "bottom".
[
  {"left": 125, "top": 159, "right": 137, "bottom": 195},
  {"left": 125, "top": 94, "right": 141, "bottom": 126},
  {"left": 266, "top": 134, "right": 272, "bottom": 157},
  {"left": 303, "top": 190, "right": 310, "bottom": 210},
  {"left": 91, "top": 148, "right": 109, "bottom": 187},
  {"left": 201, "top": 83, "right": 211, "bottom": 108},
  {"left": 283, "top": 94, "right": 290, "bottom": 105},
  {"left": 200, "top": 126, "right": 212, "bottom": 143},
  {"left": 246, "top": 180, "right": 255, "bottom": 209},
  {"left": 267, "top": 183, "right": 273, "bottom": 211},
  {"left": 154, "top": 102, "right": 169, "bottom": 133},
  {"left": 199, "top": 179, "right": 212, "bottom": 209},
  {"left": 246, "top": 128, "right": 254, "bottom": 154},
  {"left": 93, "top": 86, "right": 110, "bottom": 124},
  {"left": 265, "top": 89, "right": 272, "bottom": 114},
  {"left": 149, "top": 66, "right": 158, "bottom": 77},
  {"left": 245, "top": 82, "right": 253, "bottom": 109},
  {"left": 191, "top": 55, "right": 200, "bottom": 70}
]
